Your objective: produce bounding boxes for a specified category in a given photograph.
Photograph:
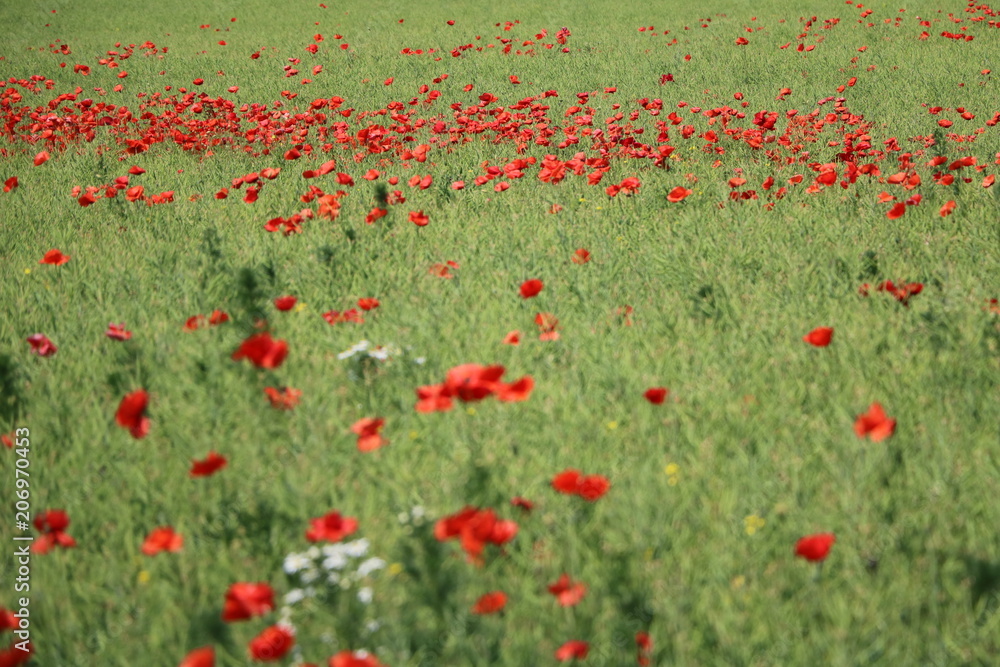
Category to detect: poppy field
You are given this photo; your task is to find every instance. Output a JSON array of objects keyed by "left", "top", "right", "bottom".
[{"left": 2, "top": 0, "right": 1000, "bottom": 664}]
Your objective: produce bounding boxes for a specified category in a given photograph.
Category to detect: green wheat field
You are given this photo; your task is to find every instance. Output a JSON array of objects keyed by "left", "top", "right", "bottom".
[{"left": 1, "top": 0, "right": 999, "bottom": 665}]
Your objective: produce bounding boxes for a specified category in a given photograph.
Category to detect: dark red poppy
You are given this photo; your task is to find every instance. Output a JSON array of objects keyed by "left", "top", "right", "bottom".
[
  {"left": 105, "top": 322, "right": 132, "bottom": 341},
  {"left": 25, "top": 334, "right": 57, "bottom": 357},
  {"left": 4, "top": 176, "right": 19, "bottom": 192},
  {"left": 434, "top": 506, "right": 518, "bottom": 562},
  {"left": 142, "top": 526, "right": 183, "bottom": 555},
  {"left": 854, "top": 403, "right": 896, "bottom": 442},
  {"left": 274, "top": 296, "right": 297, "bottom": 311},
  {"left": 409, "top": 210, "right": 429, "bottom": 226},
  {"left": 520, "top": 279, "right": 544, "bottom": 298},
  {"left": 232, "top": 333, "right": 288, "bottom": 369},
  {"left": 357, "top": 298, "right": 380, "bottom": 311},
  {"left": 264, "top": 386, "right": 301, "bottom": 410},
  {"left": 803, "top": 327, "right": 833, "bottom": 347},
  {"left": 471, "top": 591, "right": 508, "bottom": 615},
  {"left": 178, "top": 646, "right": 215, "bottom": 667},
  {"left": 555, "top": 640, "right": 589, "bottom": 661},
  {"left": 571, "top": 248, "right": 591, "bottom": 264},
  {"left": 116, "top": 389, "right": 150, "bottom": 439},
  {"left": 32, "top": 509, "right": 76, "bottom": 553},
  {"left": 248, "top": 624, "right": 294, "bottom": 662},
  {"left": 39, "top": 249, "right": 70, "bottom": 265},
  {"left": 190, "top": 451, "right": 227, "bottom": 477},
  {"left": 351, "top": 417, "right": 387, "bottom": 452},
  {"left": 222, "top": 582, "right": 275, "bottom": 622},
  {"left": 795, "top": 533, "right": 835, "bottom": 562},
  {"left": 548, "top": 574, "right": 586, "bottom": 606},
  {"left": 328, "top": 652, "right": 386, "bottom": 667},
  {"left": 644, "top": 387, "right": 668, "bottom": 404},
  {"left": 305, "top": 511, "right": 359, "bottom": 543}
]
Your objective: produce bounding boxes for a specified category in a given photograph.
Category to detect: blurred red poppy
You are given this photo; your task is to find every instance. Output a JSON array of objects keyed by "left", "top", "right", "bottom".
[
  {"left": 471, "top": 591, "right": 508, "bottom": 615},
  {"left": 548, "top": 574, "right": 586, "bottom": 606},
  {"left": 248, "top": 624, "right": 294, "bottom": 662},
  {"left": 520, "top": 279, "right": 543, "bottom": 298},
  {"left": 854, "top": 403, "right": 895, "bottom": 442},
  {"left": 555, "top": 640, "right": 589, "bottom": 661},
  {"left": 116, "top": 389, "right": 150, "bottom": 439},
  {"left": 306, "top": 511, "right": 358, "bottom": 543},
  {"left": 142, "top": 526, "right": 183, "bottom": 556},
  {"left": 222, "top": 582, "right": 274, "bottom": 622},
  {"left": 190, "top": 451, "right": 227, "bottom": 477},
  {"left": 232, "top": 333, "right": 288, "bottom": 369},
  {"left": 39, "top": 249, "right": 70, "bottom": 265},
  {"left": 803, "top": 327, "right": 833, "bottom": 347},
  {"left": 795, "top": 533, "right": 835, "bottom": 562}
]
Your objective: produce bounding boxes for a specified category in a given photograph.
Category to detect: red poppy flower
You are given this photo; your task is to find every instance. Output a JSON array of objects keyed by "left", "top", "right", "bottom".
[
  {"left": 328, "top": 651, "right": 386, "bottom": 667},
  {"left": 552, "top": 469, "right": 582, "bottom": 494},
  {"left": 142, "top": 526, "right": 183, "bottom": 556},
  {"left": 520, "top": 279, "right": 544, "bottom": 298},
  {"left": 232, "top": 333, "right": 288, "bottom": 369},
  {"left": 33, "top": 151, "right": 50, "bottom": 166},
  {"left": 178, "top": 646, "right": 215, "bottom": 667},
  {"left": 25, "top": 334, "right": 57, "bottom": 357},
  {"left": 535, "top": 312, "right": 560, "bottom": 341},
  {"left": 434, "top": 506, "right": 518, "bottom": 562},
  {"left": 39, "top": 249, "right": 70, "bottom": 265},
  {"left": 248, "top": 624, "right": 294, "bottom": 662},
  {"left": 264, "top": 386, "right": 301, "bottom": 410},
  {"left": 105, "top": 322, "right": 132, "bottom": 341},
  {"left": 510, "top": 496, "right": 534, "bottom": 512},
  {"left": 190, "top": 451, "right": 227, "bottom": 477},
  {"left": 636, "top": 632, "right": 653, "bottom": 666},
  {"left": 667, "top": 186, "right": 692, "bottom": 202},
  {"left": 803, "top": 327, "right": 833, "bottom": 347},
  {"left": 351, "top": 417, "right": 387, "bottom": 452},
  {"left": 940, "top": 200, "right": 956, "bottom": 217},
  {"left": 222, "top": 582, "right": 275, "bottom": 622},
  {"left": 415, "top": 383, "right": 454, "bottom": 413},
  {"left": 571, "top": 248, "right": 591, "bottom": 264},
  {"left": 555, "top": 640, "right": 590, "bottom": 661},
  {"left": 409, "top": 210, "right": 429, "bottom": 226},
  {"left": 495, "top": 375, "right": 534, "bottom": 402},
  {"left": 357, "top": 298, "right": 380, "bottom": 311},
  {"left": 274, "top": 296, "right": 297, "bottom": 311},
  {"left": 208, "top": 310, "right": 229, "bottom": 326},
  {"left": 644, "top": 387, "right": 668, "bottom": 404},
  {"left": 795, "top": 533, "right": 836, "bottom": 562},
  {"left": 32, "top": 509, "right": 76, "bottom": 554},
  {"left": 886, "top": 202, "right": 906, "bottom": 219},
  {"left": 444, "top": 364, "right": 506, "bottom": 401},
  {"left": 0, "top": 640, "right": 33, "bottom": 666},
  {"left": 116, "top": 389, "right": 150, "bottom": 439},
  {"left": 578, "top": 475, "right": 611, "bottom": 501},
  {"left": 3, "top": 176, "right": 18, "bottom": 192},
  {"left": 547, "top": 574, "right": 587, "bottom": 607},
  {"left": 471, "top": 591, "right": 508, "bottom": 615},
  {"left": 305, "top": 511, "right": 359, "bottom": 543},
  {"left": 1, "top": 433, "right": 13, "bottom": 449},
  {"left": 502, "top": 330, "right": 521, "bottom": 345},
  {"left": 853, "top": 403, "right": 896, "bottom": 442}
]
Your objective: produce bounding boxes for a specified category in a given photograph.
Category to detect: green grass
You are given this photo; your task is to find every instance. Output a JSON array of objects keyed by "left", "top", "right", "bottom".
[{"left": 1, "top": 0, "right": 999, "bottom": 665}]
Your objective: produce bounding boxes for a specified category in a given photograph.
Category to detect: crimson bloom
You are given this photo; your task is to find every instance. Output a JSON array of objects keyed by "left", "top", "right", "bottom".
[
  {"left": 357, "top": 298, "right": 380, "bottom": 311},
  {"left": 795, "top": 533, "right": 836, "bottom": 562},
  {"left": 520, "top": 279, "right": 544, "bottom": 298},
  {"left": 502, "top": 330, "right": 521, "bottom": 345},
  {"left": 803, "top": 327, "right": 833, "bottom": 347},
  {"left": 116, "top": 389, "right": 150, "bottom": 439},
  {"left": 434, "top": 506, "right": 518, "bottom": 563},
  {"left": 222, "top": 582, "right": 275, "bottom": 622},
  {"left": 274, "top": 296, "right": 297, "bottom": 311},
  {"left": 351, "top": 417, "right": 387, "bottom": 452},
  {"left": 232, "top": 333, "right": 288, "bottom": 369},
  {"left": 33, "top": 151, "right": 50, "bottom": 166},
  {"left": 409, "top": 210, "right": 429, "bottom": 226},
  {"left": 39, "top": 249, "right": 70, "bottom": 265},
  {"left": 306, "top": 511, "right": 359, "bottom": 543},
  {"left": 644, "top": 387, "right": 668, "bottom": 404},
  {"left": 471, "top": 591, "right": 508, "bottom": 615},
  {"left": 571, "top": 248, "right": 591, "bottom": 264},
  {"left": 551, "top": 469, "right": 610, "bottom": 501},
  {"left": 547, "top": 574, "right": 586, "bottom": 607},
  {"left": 190, "top": 451, "right": 227, "bottom": 477},
  {"left": 636, "top": 632, "right": 653, "bottom": 666},
  {"left": 853, "top": 403, "right": 896, "bottom": 442},
  {"left": 248, "top": 624, "right": 294, "bottom": 662},
  {"left": 264, "top": 386, "right": 301, "bottom": 410},
  {"left": 328, "top": 652, "right": 386, "bottom": 667},
  {"left": 535, "top": 312, "right": 559, "bottom": 341},
  {"left": 555, "top": 640, "right": 590, "bottom": 661},
  {"left": 25, "top": 334, "right": 57, "bottom": 357},
  {"left": 105, "top": 322, "right": 132, "bottom": 341},
  {"left": 667, "top": 186, "right": 692, "bottom": 202},
  {"left": 178, "top": 646, "right": 215, "bottom": 667},
  {"left": 142, "top": 526, "right": 183, "bottom": 556},
  {"left": 4, "top": 176, "right": 19, "bottom": 192},
  {"left": 33, "top": 509, "right": 76, "bottom": 554}
]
